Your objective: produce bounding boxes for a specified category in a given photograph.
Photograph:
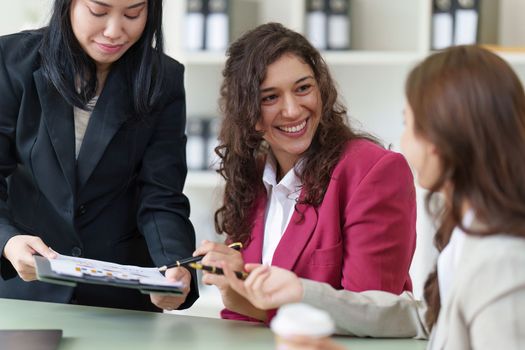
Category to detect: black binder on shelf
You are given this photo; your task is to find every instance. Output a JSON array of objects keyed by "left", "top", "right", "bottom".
[
  {"left": 327, "top": 0, "right": 350, "bottom": 50},
  {"left": 185, "top": 0, "right": 205, "bottom": 51},
  {"left": 453, "top": 0, "right": 480, "bottom": 45},
  {"left": 35, "top": 256, "right": 183, "bottom": 295},
  {"left": 205, "top": 0, "right": 229, "bottom": 51},
  {"left": 431, "top": 0, "right": 454, "bottom": 49},
  {"left": 0, "top": 330, "right": 62, "bottom": 350},
  {"left": 306, "top": 0, "right": 328, "bottom": 50}
]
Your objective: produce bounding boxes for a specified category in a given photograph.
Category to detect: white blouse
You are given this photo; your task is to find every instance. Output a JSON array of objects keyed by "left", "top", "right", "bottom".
[{"left": 261, "top": 155, "right": 302, "bottom": 265}]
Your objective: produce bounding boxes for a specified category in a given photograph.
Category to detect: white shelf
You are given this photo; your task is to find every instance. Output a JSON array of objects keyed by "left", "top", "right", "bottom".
[
  {"left": 179, "top": 51, "right": 427, "bottom": 67},
  {"left": 186, "top": 171, "right": 223, "bottom": 188},
  {"left": 323, "top": 51, "right": 426, "bottom": 66},
  {"left": 494, "top": 52, "right": 525, "bottom": 65}
]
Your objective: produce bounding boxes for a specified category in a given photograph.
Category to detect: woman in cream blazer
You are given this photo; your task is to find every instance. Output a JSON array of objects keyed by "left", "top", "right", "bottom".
[{"left": 220, "top": 45, "right": 525, "bottom": 349}]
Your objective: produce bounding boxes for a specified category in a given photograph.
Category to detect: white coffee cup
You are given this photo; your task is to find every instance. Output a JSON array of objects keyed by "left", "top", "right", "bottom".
[{"left": 270, "top": 303, "right": 335, "bottom": 349}]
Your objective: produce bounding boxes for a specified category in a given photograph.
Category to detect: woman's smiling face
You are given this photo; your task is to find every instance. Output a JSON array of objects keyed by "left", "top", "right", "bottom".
[
  {"left": 70, "top": 0, "right": 148, "bottom": 72},
  {"left": 257, "top": 53, "right": 322, "bottom": 174}
]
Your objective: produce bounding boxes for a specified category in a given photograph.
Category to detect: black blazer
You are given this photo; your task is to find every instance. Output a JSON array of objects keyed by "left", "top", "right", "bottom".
[{"left": 0, "top": 31, "right": 198, "bottom": 311}]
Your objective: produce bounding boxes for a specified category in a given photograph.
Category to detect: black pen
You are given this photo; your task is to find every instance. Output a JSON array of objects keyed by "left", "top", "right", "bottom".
[
  {"left": 188, "top": 262, "right": 249, "bottom": 280},
  {"left": 158, "top": 242, "right": 243, "bottom": 272}
]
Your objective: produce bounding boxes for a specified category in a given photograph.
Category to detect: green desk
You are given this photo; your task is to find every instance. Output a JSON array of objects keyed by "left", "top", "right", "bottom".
[{"left": 0, "top": 298, "right": 427, "bottom": 349}]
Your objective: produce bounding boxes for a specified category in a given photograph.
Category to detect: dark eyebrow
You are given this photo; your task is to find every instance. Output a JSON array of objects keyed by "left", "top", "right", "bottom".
[
  {"left": 89, "top": 0, "right": 147, "bottom": 9},
  {"left": 260, "top": 75, "right": 315, "bottom": 94},
  {"left": 295, "top": 76, "right": 315, "bottom": 84}
]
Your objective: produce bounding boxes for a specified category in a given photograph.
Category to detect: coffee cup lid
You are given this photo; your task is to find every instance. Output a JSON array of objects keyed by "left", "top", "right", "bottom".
[{"left": 270, "top": 303, "right": 335, "bottom": 337}]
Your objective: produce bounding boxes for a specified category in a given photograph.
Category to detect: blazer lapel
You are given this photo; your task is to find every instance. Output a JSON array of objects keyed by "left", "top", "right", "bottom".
[
  {"left": 428, "top": 298, "right": 451, "bottom": 350},
  {"left": 33, "top": 68, "right": 76, "bottom": 194},
  {"left": 271, "top": 196, "right": 318, "bottom": 270},
  {"left": 242, "top": 195, "right": 267, "bottom": 264},
  {"left": 76, "top": 65, "right": 128, "bottom": 189},
  {"left": 429, "top": 233, "right": 476, "bottom": 350}
]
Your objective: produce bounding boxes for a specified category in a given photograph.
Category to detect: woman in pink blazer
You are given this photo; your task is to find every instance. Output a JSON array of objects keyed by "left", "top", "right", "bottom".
[{"left": 193, "top": 23, "right": 416, "bottom": 323}]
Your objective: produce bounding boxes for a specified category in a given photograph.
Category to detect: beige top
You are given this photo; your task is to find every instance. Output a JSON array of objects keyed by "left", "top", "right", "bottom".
[
  {"left": 301, "top": 233, "right": 525, "bottom": 349},
  {"left": 74, "top": 96, "right": 98, "bottom": 159}
]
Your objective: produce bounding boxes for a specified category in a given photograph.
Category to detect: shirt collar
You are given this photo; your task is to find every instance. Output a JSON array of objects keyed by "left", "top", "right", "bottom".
[{"left": 262, "top": 154, "right": 302, "bottom": 195}]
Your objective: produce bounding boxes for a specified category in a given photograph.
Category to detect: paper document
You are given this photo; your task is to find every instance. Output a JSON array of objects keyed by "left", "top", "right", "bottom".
[{"left": 35, "top": 254, "right": 183, "bottom": 294}]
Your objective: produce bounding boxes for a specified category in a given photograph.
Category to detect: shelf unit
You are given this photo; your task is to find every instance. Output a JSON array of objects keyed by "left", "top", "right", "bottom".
[{"left": 165, "top": 0, "right": 525, "bottom": 149}]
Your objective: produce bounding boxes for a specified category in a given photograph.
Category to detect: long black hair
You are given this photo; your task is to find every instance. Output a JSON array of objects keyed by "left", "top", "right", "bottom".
[{"left": 40, "top": 0, "right": 164, "bottom": 115}]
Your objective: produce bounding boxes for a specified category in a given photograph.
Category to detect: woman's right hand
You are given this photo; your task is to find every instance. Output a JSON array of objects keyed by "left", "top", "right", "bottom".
[
  {"left": 222, "top": 263, "right": 304, "bottom": 310},
  {"left": 2, "top": 235, "right": 57, "bottom": 281}
]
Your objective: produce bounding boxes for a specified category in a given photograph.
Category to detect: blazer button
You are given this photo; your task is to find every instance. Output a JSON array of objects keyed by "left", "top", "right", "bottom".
[
  {"left": 71, "top": 247, "right": 82, "bottom": 257},
  {"left": 78, "top": 205, "right": 87, "bottom": 216}
]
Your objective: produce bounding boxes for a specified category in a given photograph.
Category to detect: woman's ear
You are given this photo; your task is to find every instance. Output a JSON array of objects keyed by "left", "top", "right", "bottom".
[{"left": 429, "top": 142, "right": 440, "bottom": 156}]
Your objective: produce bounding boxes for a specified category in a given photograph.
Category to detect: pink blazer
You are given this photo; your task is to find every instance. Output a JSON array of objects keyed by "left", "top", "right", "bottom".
[{"left": 222, "top": 139, "right": 417, "bottom": 322}]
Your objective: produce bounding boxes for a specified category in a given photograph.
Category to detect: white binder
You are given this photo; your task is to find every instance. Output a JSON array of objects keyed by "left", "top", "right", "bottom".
[
  {"left": 306, "top": 0, "right": 328, "bottom": 50},
  {"left": 185, "top": 0, "right": 205, "bottom": 51},
  {"left": 453, "top": 0, "right": 479, "bottom": 45},
  {"left": 186, "top": 118, "right": 207, "bottom": 170},
  {"left": 205, "top": 0, "right": 229, "bottom": 51},
  {"left": 431, "top": 0, "right": 454, "bottom": 50},
  {"left": 327, "top": 0, "right": 350, "bottom": 50}
]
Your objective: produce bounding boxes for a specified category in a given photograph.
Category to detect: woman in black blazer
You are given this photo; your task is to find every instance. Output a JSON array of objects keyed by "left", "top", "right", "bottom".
[{"left": 0, "top": 0, "right": 198, "bottom": 312}]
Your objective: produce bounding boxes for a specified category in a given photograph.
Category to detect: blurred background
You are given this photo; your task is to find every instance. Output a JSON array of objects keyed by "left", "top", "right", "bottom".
[{"left": 1, "top": 0, "right": 524, "bottom": 317}]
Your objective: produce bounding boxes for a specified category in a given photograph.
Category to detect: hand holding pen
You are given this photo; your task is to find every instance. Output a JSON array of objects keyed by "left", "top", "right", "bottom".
[
  {"left": 192, "top": 240, "right": 246, "bottom": 290},
  {"left": 158, "top": 242, "right": 242, "bottom": 272},
  {"left": 188, "top": 262, "right": 249, "bottom": 280}
]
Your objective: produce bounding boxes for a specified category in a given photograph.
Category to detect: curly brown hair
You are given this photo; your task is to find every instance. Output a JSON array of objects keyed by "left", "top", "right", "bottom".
[
  {"left": 214, "top": 23, "right": 378, "bottom": 244},
  {"left": 406, "top": 45, "right": 525, "bottom": 330}
]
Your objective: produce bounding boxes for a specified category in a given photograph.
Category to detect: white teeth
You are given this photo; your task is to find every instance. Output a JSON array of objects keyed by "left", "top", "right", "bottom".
[{"left": 278, "top": 120, "right": 307, "bottom": 133}]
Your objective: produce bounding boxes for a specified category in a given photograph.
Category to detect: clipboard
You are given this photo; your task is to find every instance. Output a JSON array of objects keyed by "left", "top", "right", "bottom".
[{"left": 35, "top": 256, "right": 183, "bottom": 295}]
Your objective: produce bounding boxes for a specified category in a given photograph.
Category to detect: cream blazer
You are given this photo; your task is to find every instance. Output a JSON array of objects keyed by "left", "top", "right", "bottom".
[{"left": 301, "top": 234, "right": 525, "bottom": 349}]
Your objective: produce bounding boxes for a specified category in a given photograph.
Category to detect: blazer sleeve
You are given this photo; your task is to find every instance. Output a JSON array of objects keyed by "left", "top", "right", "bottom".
[
  {"left": 0, "top": 40, "right": 24, "bottom": 279},
  {"left": 301, "top": 279, "right": 429, "bottom": 338},
  {"left": 136, "top": 63, "right": 198, "bottom": 309},
  {"left": 342, "top": 152, "right": 416, "bottom": 294}
]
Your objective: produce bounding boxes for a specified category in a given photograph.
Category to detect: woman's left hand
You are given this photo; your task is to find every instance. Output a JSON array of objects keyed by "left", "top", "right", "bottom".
[
  {"left": 150, "top": 267, "right": 191, "bottom": 311},
  {"left": 193, "top": 240, "right": 245, "bottom": 291},
  {"left": 193, "top": 240, "right": 259, "bottom": 315}
]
